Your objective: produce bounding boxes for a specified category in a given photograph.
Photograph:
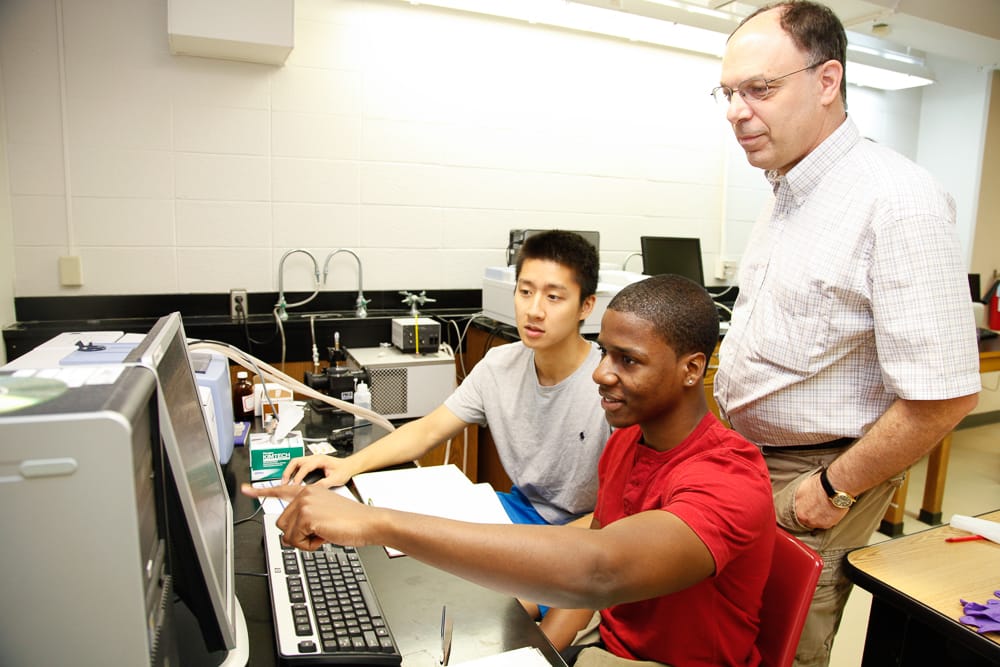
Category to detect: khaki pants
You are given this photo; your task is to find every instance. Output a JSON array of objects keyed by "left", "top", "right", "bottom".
[
  {"left": 766, "top": 446, "right": 904, "bottom": 667},
  {"left": 575, "top": 648, "right": 671, "bottom": 667}
]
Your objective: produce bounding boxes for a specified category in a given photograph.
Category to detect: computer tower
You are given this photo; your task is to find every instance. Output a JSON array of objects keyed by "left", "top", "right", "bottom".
[{"left": 0, "top": 367, "right": 176, "bottom": 666}]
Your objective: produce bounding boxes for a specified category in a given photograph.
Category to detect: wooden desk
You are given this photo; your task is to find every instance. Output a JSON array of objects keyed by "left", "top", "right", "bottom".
[
  {"left": 845, "top": 510, "right": 1000, "bottom": 666},
  {"left": 879, "top": 337, "right": 1000, "bottom": 536}
]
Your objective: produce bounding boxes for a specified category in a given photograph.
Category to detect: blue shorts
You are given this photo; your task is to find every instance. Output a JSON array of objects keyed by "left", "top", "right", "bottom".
[
  {"left": 496, "top": 485, "right": 551, "bottom": 617},
  {"left": 496, "top": 485, "right": 550, "bottom": 526}
]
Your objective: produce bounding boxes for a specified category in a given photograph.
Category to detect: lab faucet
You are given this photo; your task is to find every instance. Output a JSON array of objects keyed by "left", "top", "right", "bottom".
[
  {"left": 276, "top": 249, "right": 321, "bottom": 321},
  {"left": 322, "top": 249, "right": 370, "bottom": 318}
]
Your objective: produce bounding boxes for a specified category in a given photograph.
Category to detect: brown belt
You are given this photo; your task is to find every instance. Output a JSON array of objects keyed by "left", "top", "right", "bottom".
[{"left": 760, "top": 437, "right": 855, "bottom": 454}]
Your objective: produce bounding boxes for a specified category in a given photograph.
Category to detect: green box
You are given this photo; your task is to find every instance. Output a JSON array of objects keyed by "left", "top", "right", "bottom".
[{"left": 249, "top": 431, "right": 304, "bottom": 481}]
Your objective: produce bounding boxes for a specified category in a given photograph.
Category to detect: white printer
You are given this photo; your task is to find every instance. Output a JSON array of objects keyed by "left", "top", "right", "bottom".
[{"left": 2, "top": 330, "right": 234, "bottom": 464}]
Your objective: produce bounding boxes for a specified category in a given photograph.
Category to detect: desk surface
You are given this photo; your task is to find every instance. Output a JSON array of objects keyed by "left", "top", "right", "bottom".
[
  {"left": 229, "top": 420, "right": 566, "bottom": 667},
  {"left": 845, "top": 510, "right": 1000, "bottom": 659}
]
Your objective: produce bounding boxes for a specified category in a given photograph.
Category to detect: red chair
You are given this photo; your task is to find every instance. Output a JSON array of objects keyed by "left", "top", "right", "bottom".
[{"left": 757, "top": 528, "right": 824, "bottom": 667}]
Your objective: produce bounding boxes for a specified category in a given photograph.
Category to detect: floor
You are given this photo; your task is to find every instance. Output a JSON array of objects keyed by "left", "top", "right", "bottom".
[{"left": 828, "top": 421, "right": 1000, "bottom": 667}]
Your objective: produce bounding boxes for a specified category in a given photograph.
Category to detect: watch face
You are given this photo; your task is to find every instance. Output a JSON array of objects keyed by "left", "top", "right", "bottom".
[{"left": 831, "top": 492, "right": 854, "bottom": 509}]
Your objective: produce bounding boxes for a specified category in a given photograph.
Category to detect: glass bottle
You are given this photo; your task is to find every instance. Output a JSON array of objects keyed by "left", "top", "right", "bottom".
[{"left": 232, "top": 371, "right": 254, "bottom": 421}]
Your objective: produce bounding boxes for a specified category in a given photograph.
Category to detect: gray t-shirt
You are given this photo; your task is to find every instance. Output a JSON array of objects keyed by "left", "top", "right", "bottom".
[{"left": 444, "top": 341, "right": 610, "bottom": 524}]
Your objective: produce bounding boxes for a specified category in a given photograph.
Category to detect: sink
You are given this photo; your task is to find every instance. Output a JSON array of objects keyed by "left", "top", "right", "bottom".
[
  {"left": 289, "top": 311, "right": 345, "bottom": 320},
  {"left": 286, "top": 309, "right": 419, "bottom": 321}
]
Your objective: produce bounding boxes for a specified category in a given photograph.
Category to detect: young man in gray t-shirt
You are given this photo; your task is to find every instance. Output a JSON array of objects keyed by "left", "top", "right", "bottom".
[{"left": 282, "top": 230, "right": 610, "bottom": 525}]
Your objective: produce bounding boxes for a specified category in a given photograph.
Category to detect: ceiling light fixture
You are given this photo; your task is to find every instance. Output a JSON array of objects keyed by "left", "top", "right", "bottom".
[{"left": 400, "top": 0, "right": 934, "bottom": 90}]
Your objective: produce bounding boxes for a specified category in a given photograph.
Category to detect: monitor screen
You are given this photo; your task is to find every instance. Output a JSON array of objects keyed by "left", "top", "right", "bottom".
[
  {"left": 640, "top": 236, "right": 704, "bottom": 286},
  {"left": 127, "top": 312, "right": 236, "bottom": 652}
]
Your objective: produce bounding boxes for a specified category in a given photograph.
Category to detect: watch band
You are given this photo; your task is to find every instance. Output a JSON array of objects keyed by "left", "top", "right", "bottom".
[
  {"left": 819, "top": 467, "right": 857, "bottom": 508},
  {"left": 819, "top": 467, "right": 837, "bottom": 498}
]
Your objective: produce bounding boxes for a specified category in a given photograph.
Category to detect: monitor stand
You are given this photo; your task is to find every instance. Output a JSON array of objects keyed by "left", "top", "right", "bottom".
[
  {"left": 174, "top": 597, "right": 249, "bottom": 666},
  {"left": 219, "top": 599, "right": 249, "bottom": 667}
]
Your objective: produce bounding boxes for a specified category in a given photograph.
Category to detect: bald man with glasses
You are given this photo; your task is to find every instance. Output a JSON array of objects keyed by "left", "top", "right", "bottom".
[{"left": 712, "top": 2, "right": 980, "bottom": 666}]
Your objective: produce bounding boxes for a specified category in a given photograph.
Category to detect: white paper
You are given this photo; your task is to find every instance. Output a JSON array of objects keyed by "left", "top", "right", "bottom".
[
  {"left": 251, "top": 478, "right": 357, "bottom": 515},
  {"left": 950, "top": 514, "right": 1000, "bottom": 544},
  {"left": 351, "top": 465, "right": 511, "bottom": 557},
  {"left": 450, "top": 646, "right": 551, "bottom": 667},
  {"left": 273, "top": 402, "right": 304, "bottom": 441}
]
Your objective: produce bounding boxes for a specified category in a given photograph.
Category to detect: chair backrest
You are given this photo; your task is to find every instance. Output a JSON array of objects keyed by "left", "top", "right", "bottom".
[{"left": 757, "top": 528, "right": 824, "bottom": 667}]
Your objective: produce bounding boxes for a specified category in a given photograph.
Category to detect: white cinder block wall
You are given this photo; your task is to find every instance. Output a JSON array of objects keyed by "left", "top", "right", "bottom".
[{"left": 0, "top": 0, "right": 931, "bottom": 298}]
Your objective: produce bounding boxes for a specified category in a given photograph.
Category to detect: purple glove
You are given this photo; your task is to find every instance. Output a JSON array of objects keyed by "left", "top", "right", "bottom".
[{"left": 959, "top": 590, "right": 1000, "bottom": 634}]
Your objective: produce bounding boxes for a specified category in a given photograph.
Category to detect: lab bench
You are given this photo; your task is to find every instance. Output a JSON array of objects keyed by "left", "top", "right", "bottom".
[{"left": 2, "top": 289, "right": 482, "bottom": 363}]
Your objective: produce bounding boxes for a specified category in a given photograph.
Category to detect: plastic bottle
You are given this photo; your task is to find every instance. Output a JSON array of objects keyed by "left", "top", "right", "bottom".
[
  {"left": 353, "top": 381, "right": 371, "bottom": 424},
  {"left": 232, "top": 371, "right": 254, "bottom": 421}
]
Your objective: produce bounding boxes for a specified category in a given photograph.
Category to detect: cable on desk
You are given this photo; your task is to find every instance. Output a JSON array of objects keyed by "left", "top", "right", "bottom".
[
  {"left": 234, "top": 503, "right": 264, "bottom": 526},
  {"left": 188, "top": 339, "right": 396, "bottom": 434}
]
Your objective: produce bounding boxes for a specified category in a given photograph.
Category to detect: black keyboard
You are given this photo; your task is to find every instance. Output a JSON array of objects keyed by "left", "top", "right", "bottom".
[{"left": 263, "top": 515, "right": 402, "bottom": 665}]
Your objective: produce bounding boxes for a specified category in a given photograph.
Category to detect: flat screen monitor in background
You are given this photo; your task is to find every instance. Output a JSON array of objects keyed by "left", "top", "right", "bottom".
[
  {"left": 640, "top": 236, "right": 705, "bottom": 286},
  {"left": 126, "top": 312, "right": 238, "bottom": 655}
]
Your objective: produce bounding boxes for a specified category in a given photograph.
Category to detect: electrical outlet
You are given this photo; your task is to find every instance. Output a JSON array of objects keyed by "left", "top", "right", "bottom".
[
  {"left": 230, "top": 289, "right": 248, "bottom": 320},
  {"left": 714, "top": 259, "right": 738, "bottom": 281}
]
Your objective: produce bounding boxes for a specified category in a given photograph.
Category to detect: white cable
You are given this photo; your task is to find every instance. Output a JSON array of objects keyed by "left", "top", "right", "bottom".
[
  {"left": 451, "top": 312, "right": 485, "bottom": 380},
  {"left": 283, "top": 288, "right": 320, "bottom": 310},
  {"left": 189, "top": 340, "right": 396, "bottom": 434},
  {"left": 714, "top": 301, "right": 733, "bottom": 317}
]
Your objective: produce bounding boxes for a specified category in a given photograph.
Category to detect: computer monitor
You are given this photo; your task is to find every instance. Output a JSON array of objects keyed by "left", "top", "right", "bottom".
[
  {"left": 640, "top": 236, "right": 705, "bottom": 286},
  {"left": 127, "top": 312, "right": 237, "bottom": 654}
]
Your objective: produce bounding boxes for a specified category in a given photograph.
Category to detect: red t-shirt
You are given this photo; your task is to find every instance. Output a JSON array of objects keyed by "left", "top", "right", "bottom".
[{"left": 596, "top": 413, "right": 775, "bottom": 666}]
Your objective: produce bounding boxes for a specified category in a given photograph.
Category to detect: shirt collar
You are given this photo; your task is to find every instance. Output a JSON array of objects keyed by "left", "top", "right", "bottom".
[{"left": 765, "top": 116, "right": 859, "bottom": 202}]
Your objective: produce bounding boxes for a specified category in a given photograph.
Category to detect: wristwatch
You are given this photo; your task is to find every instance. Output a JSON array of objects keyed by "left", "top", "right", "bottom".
[{"left": 819, "top": 468, "right": 857, "bottom": 509}]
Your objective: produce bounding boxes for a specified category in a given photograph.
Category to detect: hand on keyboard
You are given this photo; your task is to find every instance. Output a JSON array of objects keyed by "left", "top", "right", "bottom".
[{"left": 243, "top": 483, "right": 372, "bottom": 551}]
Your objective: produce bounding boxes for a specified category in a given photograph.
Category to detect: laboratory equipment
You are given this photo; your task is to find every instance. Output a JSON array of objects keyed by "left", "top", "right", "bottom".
[
  {"left": 481, "top": 266, "right": 647, "bottom": 335},
  {"left": 347, "top": 345, "right": 456, "bottom": 420}
]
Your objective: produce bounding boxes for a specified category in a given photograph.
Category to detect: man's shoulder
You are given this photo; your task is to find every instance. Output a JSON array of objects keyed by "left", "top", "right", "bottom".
[
  {"left": 851, "top": 138, "right": 944, "bottom": 191},
  {"left": 481, "top": 340, "right": 530, "bottom": 364}
]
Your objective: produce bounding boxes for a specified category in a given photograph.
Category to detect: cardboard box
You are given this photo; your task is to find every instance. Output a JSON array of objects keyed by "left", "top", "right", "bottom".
[
  {"left": 249, "top": 430, "right": 304, "bottom": 481},
  {"left": 254, "top": 382, "right": 294, "bottom": 417}
]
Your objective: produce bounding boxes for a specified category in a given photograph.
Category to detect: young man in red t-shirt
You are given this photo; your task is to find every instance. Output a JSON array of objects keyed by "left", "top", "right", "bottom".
[{"left": 246, "top": 274, "right": 776, "bottom": 666}]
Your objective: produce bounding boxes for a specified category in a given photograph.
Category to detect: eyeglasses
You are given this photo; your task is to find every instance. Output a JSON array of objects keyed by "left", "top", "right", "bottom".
[{"left": 711, "top": 62, "right": 824, "bottom": 105}]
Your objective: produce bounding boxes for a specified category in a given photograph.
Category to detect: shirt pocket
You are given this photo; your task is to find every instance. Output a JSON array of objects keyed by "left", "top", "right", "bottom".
[{"left": 755, "top": 277, "right": 835, "bottom": 377}]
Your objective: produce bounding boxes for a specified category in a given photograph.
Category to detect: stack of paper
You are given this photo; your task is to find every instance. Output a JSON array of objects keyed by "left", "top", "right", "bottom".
[
  {"left": 351, "top": 464, "right": 511, "bottom": 557},
  {"left": 451, "top": 646, "right": 551, "bottom": 666}
]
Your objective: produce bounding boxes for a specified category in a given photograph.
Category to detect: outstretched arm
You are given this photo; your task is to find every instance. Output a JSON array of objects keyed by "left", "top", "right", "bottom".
[{"left": 243, "top": 484, "right": 715, "bottom": 610}]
